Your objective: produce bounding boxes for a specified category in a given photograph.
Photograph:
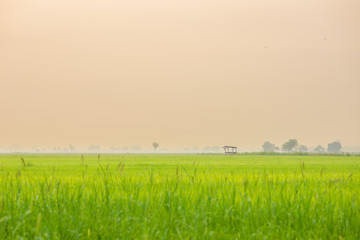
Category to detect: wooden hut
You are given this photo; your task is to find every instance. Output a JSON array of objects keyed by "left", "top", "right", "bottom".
[{"left": 223, "top": 146, "right": 237, "bottom": 155}]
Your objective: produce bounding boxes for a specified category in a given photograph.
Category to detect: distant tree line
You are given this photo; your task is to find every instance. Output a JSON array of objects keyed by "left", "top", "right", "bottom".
[{"left": 262, "top": 139, "right": 342, "bottom": 153}]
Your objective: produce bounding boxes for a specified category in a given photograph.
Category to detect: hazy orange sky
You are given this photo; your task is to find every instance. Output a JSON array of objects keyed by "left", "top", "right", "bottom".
[{"left": 1, "top": 0, "right": 359, "bottom": 149}]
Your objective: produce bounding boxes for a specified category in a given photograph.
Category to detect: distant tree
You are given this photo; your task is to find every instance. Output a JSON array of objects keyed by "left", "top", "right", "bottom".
[
  {"left": 88, "top": 145, "right": 100, "bottom": 152},
  {"left": 183, "top": 147, "right": 190, "bottom": 153},
  {"left": 314, "top": 145, "right": 325, "bottom": 153},
  {"left": 131, "top": 145, "right": 142, "bottom": 153},
  {"left": 110, "top": 146, "right": 120, "bottom": 152},
  {"left": 327, "top": 141, "right": 342, "bottom": 153},
  {"left": 69, "top": 144, "right": 75, "bottom": 152},
  {"left": 282, "top": 139, "right": 298, "bottom": 152},
  {"left": 262, "top": 141, "right": 279, "bottom": 152},
  {"left": 203, "top": 146, "right": 212, "bottom": 153},
  {"left": 192, "top": 146, "right": 199, "bottom": 153},
  {"left": 212, "top": 146, "right": 221, "bottom": 153},
  {"left": 152, "top": 142, "right": 159, "bottom": 153},
  {"left": 298, "top": 145, "right": 308, "bottom": 152}
]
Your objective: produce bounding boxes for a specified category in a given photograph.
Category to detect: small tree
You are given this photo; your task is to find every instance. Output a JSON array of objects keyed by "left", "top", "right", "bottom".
[
  {"left": 88, "top": 145, "right": 100, "bottom": 152},
  {"left": 314, "top": 145, "right": 325, "bottom": 153},
  {"left": 69, "top": 144, "right": 75, "bottom": 152},
  {"left": 262, "top": 141, "right": 279, "bottom": 152},
  {"left": 152, "top": 142, "right": 159, "bottom": 153},
  {"left": 327, "top": 141, "right": 342, "bottom": 153},
  {"left": 298, "top": 145, "right": 308, "bottom": 152},
  {"left": 282, "top": 139, "right": 298, "bottom": 152}
]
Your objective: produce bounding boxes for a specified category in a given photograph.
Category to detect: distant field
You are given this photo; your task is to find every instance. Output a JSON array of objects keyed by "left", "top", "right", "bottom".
[{"left": 0, "top": 154, "right": 359, "bottom": 239}]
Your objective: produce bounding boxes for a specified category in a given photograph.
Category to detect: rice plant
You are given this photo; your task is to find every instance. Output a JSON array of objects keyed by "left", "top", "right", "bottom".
[{"left": 0, "top": 154, "right": 359, "bottom": 239}]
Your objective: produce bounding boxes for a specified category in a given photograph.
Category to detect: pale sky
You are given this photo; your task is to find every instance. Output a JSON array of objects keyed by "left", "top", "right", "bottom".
[{"left": 1, "top": 0, "right": 359, "bottom": 149}]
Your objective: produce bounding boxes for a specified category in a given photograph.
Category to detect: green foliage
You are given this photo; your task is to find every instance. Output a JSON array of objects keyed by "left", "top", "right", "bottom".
[
  {"left": 298, "top": 145, "right": 308, "bottom": 152},
  {"left": 152, "top": 142, "right": 159, "bottom": 153},
  {"left": 314, "top": 145, "right": 325, "bottom": 153},
  {"left": 328, "top": 141, "right": 342, "bottom": 153},
  {"left": 282, "top": 139, "right": 298, "bottom": 152},
  {"left": 262, "top": 141, "right": 279, "bottom": 152},
  {"left": 0, "top": 154, "right": 359, "bottom": 239}
]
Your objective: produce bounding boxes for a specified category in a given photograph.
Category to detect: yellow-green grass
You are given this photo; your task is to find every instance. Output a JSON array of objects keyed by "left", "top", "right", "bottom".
[{"left": 0, "top": 154, "right": 359, "bottom": 239}]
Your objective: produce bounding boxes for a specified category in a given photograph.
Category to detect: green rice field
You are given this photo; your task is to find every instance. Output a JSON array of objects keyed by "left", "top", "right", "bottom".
[{"left": 0, "top": 154, "right": 359, "bottom": 239}]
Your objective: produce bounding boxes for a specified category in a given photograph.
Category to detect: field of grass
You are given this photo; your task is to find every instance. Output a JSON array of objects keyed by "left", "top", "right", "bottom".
[{"left": 0, "top": 154, "right": 359, "bottom": 239}]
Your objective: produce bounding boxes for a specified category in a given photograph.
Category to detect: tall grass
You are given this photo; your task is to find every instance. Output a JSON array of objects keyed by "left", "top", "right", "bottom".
[{"left": 0, "top": 154, "right": 359, "bottom": 239}]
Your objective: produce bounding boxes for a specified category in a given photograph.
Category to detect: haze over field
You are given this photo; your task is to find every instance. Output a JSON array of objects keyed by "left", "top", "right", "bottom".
[{"left": 1, "top": 0, "right": 359, "bottom": 149}]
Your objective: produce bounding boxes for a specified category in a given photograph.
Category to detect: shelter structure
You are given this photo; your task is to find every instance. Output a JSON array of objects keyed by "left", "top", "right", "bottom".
[{"left": 223, "top": 146, "right": 237, "bottom": 155}]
